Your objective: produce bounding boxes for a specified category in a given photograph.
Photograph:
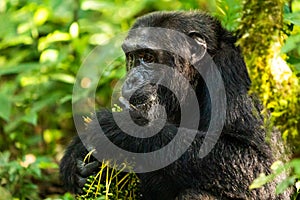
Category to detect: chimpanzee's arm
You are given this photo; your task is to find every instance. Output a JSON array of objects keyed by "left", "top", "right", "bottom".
[{"left": 59, "top": 109, "right": 193, "bottom": 194}]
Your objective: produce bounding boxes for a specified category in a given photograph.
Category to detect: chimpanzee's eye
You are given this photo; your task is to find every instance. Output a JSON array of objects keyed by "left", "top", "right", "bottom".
[
  {"left": 143, "top": 52, "right": 155, "bottom": 63},
  {"left": 137, "top": 50, "right": 155, "bottom": 63}
]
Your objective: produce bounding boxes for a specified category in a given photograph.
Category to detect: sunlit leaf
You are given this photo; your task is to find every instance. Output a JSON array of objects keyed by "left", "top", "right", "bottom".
[
  {"left": 270, "top": 160, "right": 284, "bottom": 172},
  {"left": 34, "top": 7, "right": 49, "bottom": 26},
  {"left": 281, "top": 34, "right": 300, "bottom": 53},
  {"left": 40, "top": 49, "right": 59, "bottom": 63},
  {"left": 43, "top": 129, "right": 63, "bottom": 144},
  {"left": 69, "top": 22, "right": 79, "bottom": 38},
  {"left": 38, "top": 31, "right": 71, "bottom": 51},
  {"left": 271, "top": 111, "right": 286, "bottom": 117},
  {"left": 20, "top": 75, "right": 48, "bottom": 87},
  {"left": 38, "top": 161, "right": 58, "bottom": 169},
  {"left": 81, "top": 1, "right": 115, "bottom": 11},
  {"left": 50, "top": 73, "right": 75, "bottom": 84},
  {"left": 17, "top": 22, "right": 32, "bottom": 34},
  {"left": 249, "top": 173, "right": 274, "bottom": 189},
  {"left": 284, "top": 12, "right": 300, "bottom": 26},
  {"left": 0, "top": 36, "right": 33, "bottom": 49},
  {"left": 296, "top": 181, "right": 300, "bottom": 192}
]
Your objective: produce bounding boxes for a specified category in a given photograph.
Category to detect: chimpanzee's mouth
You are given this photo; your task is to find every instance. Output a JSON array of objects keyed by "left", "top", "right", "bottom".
[{"left": 119, "top": 95, "right": 157, "bottom": 113}]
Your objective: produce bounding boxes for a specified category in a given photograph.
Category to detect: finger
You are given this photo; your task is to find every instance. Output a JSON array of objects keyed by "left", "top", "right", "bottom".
[
  {"left": 78, "top": 161, "right": 100, "bottom": 177},
  {"left": 76, "top": 174, "right": 88, "bottom": 189}
]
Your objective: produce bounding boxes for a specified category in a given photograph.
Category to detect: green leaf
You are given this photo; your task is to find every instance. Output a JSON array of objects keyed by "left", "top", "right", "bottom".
[
  {"left": 249, "top": 173, "right": 274, "bottom": 189},
  {"left": 69, "top": 22, "right": 79, "bottom": 38},
  {"left": 38, "top": 31, "right": 71, "bottom": 51},
  {"left": 30, "top": 92, "right": 62, "bottom": 113},
  {"left": 294, "top": 63, "right": 300, "bottom": 73},
  {"left": 271, "top": 111, "right": 286, "bottom": 117},
  {"left": 281, "top": 34, "right": 300, "bottom": 54},
  {"left": 270, "top": 160, "right": 284, "bottom": 172},
  {"left": 40, "top": 49, "right": 59, "bottom": 63},
  {"left": 291, "top": 159, "right": 300, "bottom": 175},
  {"left": 43, "top": 129, "right": 62, "bottom": 143},
  {"left": 81, "top": 1, "right": 115, "bottom": 11},
  {"left": 5, "top": 93, "right": 63, "bottom": 132},
  {"left": 0, "top": 151, "right": 10, "bottom": 163},
  {"left": 0, "top": 93, "right": 12, "bottom": 121},
  {"left": 50, "top": 73, "right": 75, "bottom": 84},
  {"left": 38, "top": 161, "right": 58, "bottom": 169},
  {"left": 276, "top": 176, "right": 295, "bottom": 194},
  {"left": 0, "top": 63, "right": 41, "bottom": 76},
  {"left": 22, "top": 112, "right": 38, "bottom": 125},
  {"left": 59, "top": 95, "right": 72, "bottom": 104},
  {"left": 284, "top": 12, "right": 300, "bottom": 26},
  {"left": 33, "top": 7, "right": 49, "bottom": 26}
]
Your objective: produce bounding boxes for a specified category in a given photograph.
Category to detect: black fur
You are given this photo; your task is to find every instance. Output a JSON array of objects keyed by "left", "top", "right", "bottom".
[{"left": 60, "top": 11, "right": 291, "bottom": 199}]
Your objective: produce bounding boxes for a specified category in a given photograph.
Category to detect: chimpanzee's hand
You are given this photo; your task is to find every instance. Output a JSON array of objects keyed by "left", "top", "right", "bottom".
[
  {"left": 60, "top": 136, "right": 100, "bottom": 194},
  {"left": 75, "top": 160, "right": 100, "bottom": 193}
]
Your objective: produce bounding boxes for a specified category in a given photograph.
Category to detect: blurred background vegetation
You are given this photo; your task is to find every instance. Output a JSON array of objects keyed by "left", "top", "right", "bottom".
[{"left": 0, "top": 0, "right": 299, "bottom": 199}]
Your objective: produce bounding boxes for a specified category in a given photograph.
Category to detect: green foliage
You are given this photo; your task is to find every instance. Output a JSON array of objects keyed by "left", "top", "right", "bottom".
[
  {"left": 238, "top": 0, "right": 300, "bottom": 150},
  {"left": 214, "top": 0, "right": 243, "bottom": 31},
  {"left": 0, "top": 0, "right": 215, "bottom": 151},
  {"left": 0, "top": 0, "right": 215, "bottom": 198},
  {"left": 0, "top": 0, "right": 299, "bottom": 198},
  {"left": 112, "top": 104, "right": 123, "bottom": 112},
  {"left": 0, "top": 151, "right": 41, "bottom": 200},
  {"left": 238, "top": 0, "right": 300, "bottom": 197},
  {"left": 78, "top": 157, "right": 140, "bottom": 200},
  {"left": 0, "top": 0, "right": 81, "bottom": 153},
  {"left": 250, "top": 159, "right": 300, "bottom": 199}
]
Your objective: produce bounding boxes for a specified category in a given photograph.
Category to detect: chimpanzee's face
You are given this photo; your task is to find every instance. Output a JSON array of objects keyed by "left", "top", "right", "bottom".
[
  {"left": 120, "top": 38, "right": 203, "bottom": 124},
  {"left": 120, "top": 46, "right": 178, "bottom": 121},
  {"left": 119, "top": 12, "right": 214, "bottom": 124}
]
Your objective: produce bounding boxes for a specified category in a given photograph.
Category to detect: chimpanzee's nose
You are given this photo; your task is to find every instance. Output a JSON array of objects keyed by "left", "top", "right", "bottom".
[{"left": 122, "top": 72, "right": 144, "bottom": 100}]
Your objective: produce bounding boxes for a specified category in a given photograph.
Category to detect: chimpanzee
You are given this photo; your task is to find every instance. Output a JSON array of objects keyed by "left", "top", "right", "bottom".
[{"left": 60, "top": 11, "right": 291, "bottom": 199}]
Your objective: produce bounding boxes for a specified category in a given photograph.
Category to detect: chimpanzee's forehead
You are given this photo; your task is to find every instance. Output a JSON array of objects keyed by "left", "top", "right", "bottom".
[
  {"left": 131, "top": 11, "right": 216, "bottom": 34},
  {"left": 122, "top": 11, "right": 220, "bottom": 56}
]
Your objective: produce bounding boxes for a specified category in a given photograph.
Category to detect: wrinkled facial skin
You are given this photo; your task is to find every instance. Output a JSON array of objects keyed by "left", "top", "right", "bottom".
[
  {"left": 121, "top": 49, "right": 162, "bottom": 108},
  {"left": 120, "top": 24, "right": 212, "bottom": 128},
  {"left": 118, "top": 13, "right": 223, "bottom": 128},
  {"left": 120, "top": 51, "right": 163, "bottom": 120},
  {"left": 120, "top": 45, "right": 197, "bottom": 125}
]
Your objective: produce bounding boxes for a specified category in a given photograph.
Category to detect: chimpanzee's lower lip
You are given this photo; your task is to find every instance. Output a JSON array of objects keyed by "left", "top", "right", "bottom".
[
  {"left": 119, "top": 96, "right": 144, "bottom": 111},
  {"left": 119, "top": 96, "right": 152, "bottom": 112}
]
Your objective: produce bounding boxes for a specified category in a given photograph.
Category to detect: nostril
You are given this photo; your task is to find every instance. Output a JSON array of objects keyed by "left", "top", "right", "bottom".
[
  {"left": 128, "top": 75, "right": 140, "bottom": 87},
  {"left": 126, "top": 75, "right": 140, "bottom": 90},
  {"left": 121, "top": 83, "right": 132, "bottom": 100},
  {"left": 122, "top": 74, "right": 142, "bottom": 100}
]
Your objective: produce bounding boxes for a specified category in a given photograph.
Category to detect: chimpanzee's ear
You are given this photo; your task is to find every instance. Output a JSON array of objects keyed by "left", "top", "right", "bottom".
[
  {"left": 188, "top": 31, "right": 207, "bottom": 61},
  {"left": 188, "top": 31, "right": 207, "bottom": 48}
]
